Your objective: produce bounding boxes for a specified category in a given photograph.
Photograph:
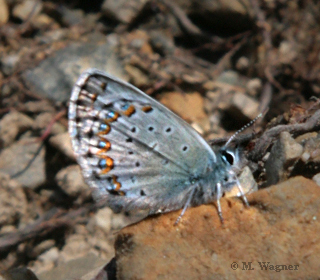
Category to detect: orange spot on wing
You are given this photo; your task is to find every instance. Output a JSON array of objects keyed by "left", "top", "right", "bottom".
[
  {"left": 97, "top": 123, "right": 111, "bottom": 135},
  {"left": 97, "top": 139, "right": 111, "bottom": 154},
  {"left": 106, "top": 112, "right": 119, "bottom": 122},
  {"left": 142, "top": 105, "right": 153, "bottom": 113},
  {"left": 91, "top": 93, "right": 98, "bottom": 102},
  {"left": 100, "top": 82, "right": 107, "bottom": 90},
  {"left": 123, "top": 105, "right": 136, "bottom": 117},
  {"left": 100, "top": 156, "right": 114, "bottom": 174},
  {"left": 112, "top": 175, "right": 122, "bottom": 191}
]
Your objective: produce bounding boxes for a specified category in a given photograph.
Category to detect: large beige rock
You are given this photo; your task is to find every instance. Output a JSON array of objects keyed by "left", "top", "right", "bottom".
[{"left": 114, "top": 176, "right": 320, "bottom": 279}]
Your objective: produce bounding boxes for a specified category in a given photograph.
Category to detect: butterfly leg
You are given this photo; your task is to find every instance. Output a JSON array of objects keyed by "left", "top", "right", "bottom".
[
  {"left": 174, "top": 187, "right": 196, "bottom": 225},
  {"left": 233, "top": 174, "right": 250, "bottom": 207},
  {"left": 216, "top": 182, "right": 224, "bottom": 223}
]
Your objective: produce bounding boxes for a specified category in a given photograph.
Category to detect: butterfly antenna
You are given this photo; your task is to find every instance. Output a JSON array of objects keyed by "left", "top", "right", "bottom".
[{"left": 224, "top": 113, "right": 263, "bottom": 147}]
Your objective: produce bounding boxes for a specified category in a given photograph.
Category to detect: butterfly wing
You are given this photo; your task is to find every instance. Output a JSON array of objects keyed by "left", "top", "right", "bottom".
[{"left": 69, "top": 69, "right": 217, "bottom": 213}]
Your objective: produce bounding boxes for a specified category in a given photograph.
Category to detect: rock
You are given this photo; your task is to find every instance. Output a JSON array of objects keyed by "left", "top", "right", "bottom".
[
  {"left": 12, "top": 0, "right": 43, "bottom": 21},
  {"left": 38, "top": 254, "right": 108, "bottom": 280},
  {"left": 235, "top": 56, "right": 250, "bottom": 71},
  {"left": 102, "top": 0, "right": 148, "bottom": 24},
  {"left": 22, "top": 100, "right": 55, "bottom": 114},
  {"left": 246, "top": 78, "right": 262, "bottom": 96},
  {"left": 190, "top": 122, "right": 204, "bottom": 135},
  {"left": 265, "top": 131, "right": 303, "bottom": 185},
  {"left": 312, "top": 173, "right": 320, "bottom": 186},
  {"left": 187, "top": 0, "right": 251, "bottom": 16},
  {"left": 1, "top": 53, "right": 22, "bottom": 75},
  {"left": 231, "top": 91, "right": 260, "bottom": 119},
  {"left": 39, "top": 247, "right": 59, "bottom": 263},
  {"left": 204, "top": 71, "right": 259, "bottom": 124},
  {"left": 278, "top": 40, "right": 298, "bottom": 64},
  {"left": 149, "top": 30, "right": 175, "bottom": 56},
  {"left": 79, "top": 262, "right": 111, "bottom": 280},
  {"left": 126, "top": 30, "right": 153, "bottom": 55},
  {"left": 55, "top": 165, "right": 91, "bottom": 202},
  {"left": 49, "top": 132, "right": 75, "bottom": 160},
  {"left": 216, "top": 70, "right": 242, "bottom": 86},
  {"left": 93, "top": 208, "right": 113, "bottom": 234},
  {"left": 0, "top": 267, "right": 39, "bottom": 280},
  {"left": 28, "top": 240, "right": 56, "bottom": 259},
  {"left": 37, "top": 29, "right": 68, "bottom": 45},
  {"left": 295, "top": 132, "right": 318, "bottom": 143},
  {"left": 183, "top": 0, "right": 252, "bottom": 33},
  {"left": 301, "top": 151, "right": 310, "bottom": 163},
  {"left": 182, "top": 71, "right": 208, "bottom": 85},
  {"left": 159, "top": 91, "right": 207, "bottom": 124},
  {"left": 32, "top": 14, "right": 57, "bottom": 30},
  {"left": 111, "top": 213, "right": 135, "bottom": 231},
  {"left": 0, "top": 111, "right": 34, "bottom": 148},
  {"left": 58, "top": 6, "right": 85, "bottom": 26},
  {"left": 0, "top": 225, "right": 16, "bottom": 234},
  {"left": 289, "top": 134, "right": 320, "bottom": 179},
  {"left": 124, "top": 65, "right": 149, "bottom": 87},
  {"left": 32, "top": 247, "right": 60, "bottom": 275},
  {"left": 297, "top": 134, "right": 320, "bottom": 164},
  {"left": 224, "top": 166, "right": 258, "bottom": 198},
  {"left": 114, "top": 176, "right": 320, "bottom": 279},
  {"left": 0, "top": 0, "right": 9, "bottom": 26},
  {"left": 0, "top": 172, "right": 27, "bottom": 226},
  {"left": 0, "top": 138, "right": 46, "bottom": 189},
  {"left": 58, "top": 234, "right": 93, "bottom": 264},
  {"left": 1, "top": 82, "right": 12, "bottom": 97},
  {"left": 87, "top": 236, "right": 114, "bottom": 261},
  {"left": 32, "top": 112, "right": 66, "bottom": 135},
  {"left": 22, "top": 34, "right": 126, "bottom": 102}
]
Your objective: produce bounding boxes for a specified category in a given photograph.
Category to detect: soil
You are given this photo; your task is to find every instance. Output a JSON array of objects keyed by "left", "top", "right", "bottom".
[{"left": 0, "top": 1, "right": 320, "bottom": 279}]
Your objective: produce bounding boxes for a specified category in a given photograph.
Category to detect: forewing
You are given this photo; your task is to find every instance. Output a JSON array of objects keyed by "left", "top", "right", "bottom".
[{"left": 69, "top": 69, "right": 216, "bottom": 213}]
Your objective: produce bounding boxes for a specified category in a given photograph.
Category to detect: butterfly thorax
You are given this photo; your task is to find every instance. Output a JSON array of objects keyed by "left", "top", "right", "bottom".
[{"left": 190, "top": 146, "right": 243, "bottom": 206}]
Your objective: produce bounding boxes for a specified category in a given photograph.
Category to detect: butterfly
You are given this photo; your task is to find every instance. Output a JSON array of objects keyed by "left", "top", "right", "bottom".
[{"left": 68, "top": 68, "right": 251, "bottom": 223}]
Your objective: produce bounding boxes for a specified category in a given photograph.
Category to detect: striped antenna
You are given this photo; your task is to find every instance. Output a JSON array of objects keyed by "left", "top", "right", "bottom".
[{"left": 224, "top": 113, "right": 263, "bottom": 147}]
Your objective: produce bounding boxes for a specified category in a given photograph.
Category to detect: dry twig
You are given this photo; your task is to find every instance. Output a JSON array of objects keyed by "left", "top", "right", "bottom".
[
  {"left": 249, "top": 109, "right": 320, "bottom": 161},
  {"left": 0, "top": 202, "right": 102, "bottom": 252}
]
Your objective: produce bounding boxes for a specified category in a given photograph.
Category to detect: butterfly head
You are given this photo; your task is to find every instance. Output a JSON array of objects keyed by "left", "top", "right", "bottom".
[
  {"left": 217, "top": 145, "right": 244, "bottom": 174},
  {"left": 218, "top": 113, "right": 263, "bottom": 173}
]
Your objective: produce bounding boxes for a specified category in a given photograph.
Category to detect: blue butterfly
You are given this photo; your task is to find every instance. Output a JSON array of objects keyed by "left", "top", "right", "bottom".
[{"left": 69, "top": 69, "right": 253, "bottom": 223}]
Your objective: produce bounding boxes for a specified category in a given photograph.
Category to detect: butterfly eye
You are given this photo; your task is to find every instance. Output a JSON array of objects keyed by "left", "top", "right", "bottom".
[{"left": 221, "top": 150, "right": 235, "bottom": 165}]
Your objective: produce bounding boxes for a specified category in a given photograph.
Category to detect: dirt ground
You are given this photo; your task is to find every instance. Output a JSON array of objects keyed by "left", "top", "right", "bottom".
[{"left": 0, "top": 0, "right": 320, "bottom": 279}]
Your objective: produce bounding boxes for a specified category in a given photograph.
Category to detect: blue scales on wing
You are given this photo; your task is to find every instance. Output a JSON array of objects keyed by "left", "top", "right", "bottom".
[{"left": 68, "top": 69, "right": 219, "bottom": 214}]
